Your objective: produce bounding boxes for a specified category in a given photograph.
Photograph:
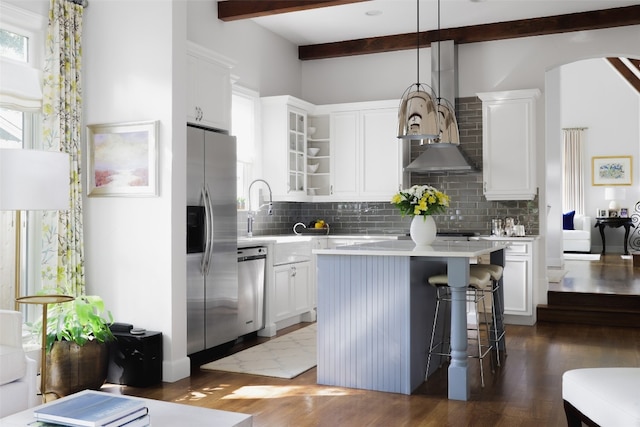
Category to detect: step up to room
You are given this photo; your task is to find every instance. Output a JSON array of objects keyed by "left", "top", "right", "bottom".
[{"left": 537, "top": 291, "right": 640, "bottom": 327}]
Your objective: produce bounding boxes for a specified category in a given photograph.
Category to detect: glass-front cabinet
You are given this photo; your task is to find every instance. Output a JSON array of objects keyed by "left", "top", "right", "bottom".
[
  {"left": 288, "top": 110, "right": 306, "bottom": 194},
  {"left": 262, "top": 96, "right": 314, "bottom": 201}
]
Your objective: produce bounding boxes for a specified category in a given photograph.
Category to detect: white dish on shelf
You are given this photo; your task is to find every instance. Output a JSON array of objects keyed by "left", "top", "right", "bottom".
[
  {"left": 308, "top": 187, "right": 319, "bottom": 195},
  {"left": 307, "top": 127, "right": 316, "bottom": 136},
  {"left": 307, "top": 147, "right": 320, "bottom": 157},
  {"left": 307, "top": 163, "right": 319, "bottom": 173}
]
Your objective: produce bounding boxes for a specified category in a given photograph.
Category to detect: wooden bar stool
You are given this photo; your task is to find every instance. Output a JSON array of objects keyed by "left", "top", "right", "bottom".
[
  {"left": 470, "top": 263, "right": 506, "bottom": 365},
  {"left": 426, "top": 269, "right": 494, "bottom": 387}
]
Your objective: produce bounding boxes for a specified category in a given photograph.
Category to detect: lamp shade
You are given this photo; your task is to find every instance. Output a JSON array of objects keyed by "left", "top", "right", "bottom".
[
  {"left": 604, "top": 187, "right": 626, "bottom": 211},
  {"left": 397, "top": 84, "right": 439, "bottom": 140},
  {"left": 0, "top": 149, "right": 70, "bottom": 210}
]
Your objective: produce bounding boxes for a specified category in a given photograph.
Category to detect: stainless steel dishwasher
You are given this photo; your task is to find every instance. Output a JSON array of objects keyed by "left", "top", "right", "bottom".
[{"left": 237, "top": 246, "right": 267, "bottom": 336}]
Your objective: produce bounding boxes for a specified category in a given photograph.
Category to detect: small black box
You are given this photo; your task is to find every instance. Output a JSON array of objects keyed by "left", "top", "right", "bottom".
[{"left": 107, "top": 330, "right": 162, "bottom": 387}]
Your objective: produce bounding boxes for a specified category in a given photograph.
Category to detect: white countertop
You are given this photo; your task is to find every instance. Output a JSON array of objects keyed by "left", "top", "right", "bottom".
[{"left": 313, "top": 239, "right": 506, "bottom": 257}]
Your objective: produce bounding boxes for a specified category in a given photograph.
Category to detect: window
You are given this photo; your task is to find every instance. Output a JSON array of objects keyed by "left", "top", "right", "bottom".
[
  {"left": 231, "top": 87, "right": 261, "bottom": 209},
  {"left": 0, "top": 28, "right": 28, "bottom": 62}
]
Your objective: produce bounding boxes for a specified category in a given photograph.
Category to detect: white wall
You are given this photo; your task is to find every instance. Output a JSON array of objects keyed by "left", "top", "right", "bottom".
[
  {"left": 186, "top": 0, "right": 302, "bottom": 97},
  {"left": 83, "top": 0, "right": 189, "bottom": 382},
  {"left": 561, "top": 58, "right": 640, "bottom": 254}
]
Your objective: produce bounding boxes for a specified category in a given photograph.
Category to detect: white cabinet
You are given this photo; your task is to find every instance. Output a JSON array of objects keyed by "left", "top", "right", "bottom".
[
  {"left": 262, "top": 96, "right": 315, "bottom": 201},
  {"left": 329, "top": 101, "right": 407, "bottom": 201},
  {"left": 261, "top": 97, "right": 407, "bottom": 202},
  {"left": 478, "top": 89, "right": 540, "bottom": 201},
  {"left": 273, "top": 262, "right": 311, "bottom": 323},
  {"left": 187, "top": 42, "right": 234, "bottom": 131},
  {"left": 483, "top": 238, "right": 537, "bottom": 324},
  {"left": 503, "top": 248, "right": 531, "bottom": 316}
]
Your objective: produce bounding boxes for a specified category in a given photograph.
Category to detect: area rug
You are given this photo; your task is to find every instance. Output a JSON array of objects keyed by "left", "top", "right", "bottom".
[
  {"left": 547, "top": 269, "right": 568, "bottom": 283},
  {"left": 201, "top": 323, "right": 316, "bottom": 379},
  {"left": 564, "top": 253, "right": 601, "bottom": 261}
]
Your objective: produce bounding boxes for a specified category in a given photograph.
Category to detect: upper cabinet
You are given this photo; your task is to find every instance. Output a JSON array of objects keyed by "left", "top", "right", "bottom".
[
  {"left": 262, "top": 96, "right": 315, "bottom": 201},
  {"left": 187, "top": 42, "right": 234, "bottom": 131},
  {"left": 478, "top": 89, "right": 541, "bottom": 201},
  {"left": 261, "top": 97, "right": 406, "bottom": 202},
  {"left": 329, "top": 102, "right": 407, "bottom": 201}
]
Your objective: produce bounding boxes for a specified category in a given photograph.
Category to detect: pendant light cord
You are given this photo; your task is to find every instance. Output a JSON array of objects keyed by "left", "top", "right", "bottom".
[
  {"left": 437, "top": 0, "right": 441, "bottom": 104},
  {"left": 416, "top": 0, "right": 420, "bottom": 86}
]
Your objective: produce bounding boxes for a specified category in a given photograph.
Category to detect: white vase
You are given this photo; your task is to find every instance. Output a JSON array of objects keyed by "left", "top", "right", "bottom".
[{"left": 410, "top": 215, "right": 437, "bottom": 246}]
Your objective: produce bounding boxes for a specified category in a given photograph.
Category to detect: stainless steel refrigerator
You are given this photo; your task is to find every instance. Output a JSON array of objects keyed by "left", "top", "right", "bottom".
[{"left": 186, "top": 125, "right": 238, "bottom": 355}]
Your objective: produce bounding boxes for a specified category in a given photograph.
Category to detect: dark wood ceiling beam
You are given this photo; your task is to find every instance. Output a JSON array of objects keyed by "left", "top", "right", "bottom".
[
  {"left": 607, "top": 57, "right": 640, "bottom": 94},
  {"left": 299, "top": 5, "right": 640, "bottom": 60},
  {"left": 218, "top": 0, "right": 368, "bottom": 21}
]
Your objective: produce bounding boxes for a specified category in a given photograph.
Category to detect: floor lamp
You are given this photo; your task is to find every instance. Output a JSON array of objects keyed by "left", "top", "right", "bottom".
[{"left": 0, "top": 148, "right": 71, "bottom": 402}]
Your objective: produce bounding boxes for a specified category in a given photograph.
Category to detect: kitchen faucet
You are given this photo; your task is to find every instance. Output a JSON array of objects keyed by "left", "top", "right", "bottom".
[{"left": 247, "top": 178, "right": 273, "bottom": 238}]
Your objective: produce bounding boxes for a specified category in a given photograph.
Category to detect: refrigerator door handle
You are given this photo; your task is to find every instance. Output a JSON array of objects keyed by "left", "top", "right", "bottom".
[
  {"left": 203, "top": 183, "right": 215, "bottom": 276},
  {"left": 201, "top": 185, "right": 212, "bottom": 274}
]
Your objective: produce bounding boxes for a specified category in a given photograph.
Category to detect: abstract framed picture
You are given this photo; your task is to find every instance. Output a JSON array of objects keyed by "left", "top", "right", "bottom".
[
  {"left": 591, "top": 155, "right": 632, "bottom": 186},
  {"left": 87, "top": 120, "right": 158, "bottom": 196}
]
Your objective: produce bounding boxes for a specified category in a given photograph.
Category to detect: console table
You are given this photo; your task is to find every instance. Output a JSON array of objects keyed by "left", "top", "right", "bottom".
[{"left": 594, "top": 217, "right": 635, "bottom": 255}]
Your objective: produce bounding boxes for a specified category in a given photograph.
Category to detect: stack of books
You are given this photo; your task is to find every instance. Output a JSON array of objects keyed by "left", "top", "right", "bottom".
[{"left": 32, "top": 391, "right": 150, "bottom": 427}]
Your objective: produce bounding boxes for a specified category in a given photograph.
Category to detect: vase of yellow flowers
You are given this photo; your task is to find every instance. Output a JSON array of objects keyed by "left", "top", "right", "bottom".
[{"left": 391, "top": 185, "right": 450, "bottom": 245}]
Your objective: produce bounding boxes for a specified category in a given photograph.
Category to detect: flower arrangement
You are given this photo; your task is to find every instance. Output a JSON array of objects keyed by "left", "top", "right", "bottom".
[{"left": 391, "top": 185, "right": 450, "bottom": 217}]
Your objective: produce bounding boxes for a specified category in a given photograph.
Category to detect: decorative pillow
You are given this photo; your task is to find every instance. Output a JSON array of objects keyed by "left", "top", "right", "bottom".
[{"left": 563, "top": 210, "right": 575, "bottom": 230}]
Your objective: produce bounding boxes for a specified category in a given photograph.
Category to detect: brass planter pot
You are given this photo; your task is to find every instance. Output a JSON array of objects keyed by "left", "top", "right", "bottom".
[{"left": 46, "top": 340, "right": 110, "bottom": 399}]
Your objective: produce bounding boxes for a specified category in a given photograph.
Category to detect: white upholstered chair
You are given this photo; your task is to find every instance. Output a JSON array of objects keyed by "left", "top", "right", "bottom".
[
  {"left": 0, "top": 309, "right": 38, "bottom": 417},
  {"left": 563, "top": 368, "right": 640, "bottom": 426}
]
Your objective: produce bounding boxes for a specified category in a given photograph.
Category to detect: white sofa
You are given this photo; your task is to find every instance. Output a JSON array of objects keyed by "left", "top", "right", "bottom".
[
  {"left": 0, "top": 310, "right": 38, "bottom": 418},
  {"left": 563, "top": 214, "right": 591, "bottom": 253}
]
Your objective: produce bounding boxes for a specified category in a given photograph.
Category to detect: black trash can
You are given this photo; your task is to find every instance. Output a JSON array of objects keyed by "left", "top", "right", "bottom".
[{"left": 107, "top": 326, "right": 162, "bottom": 387}]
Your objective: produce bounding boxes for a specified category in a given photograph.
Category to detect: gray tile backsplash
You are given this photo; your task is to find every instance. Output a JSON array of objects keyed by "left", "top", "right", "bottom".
[{"left": 240, "top": 96, "right": 540, "bottom": 237}]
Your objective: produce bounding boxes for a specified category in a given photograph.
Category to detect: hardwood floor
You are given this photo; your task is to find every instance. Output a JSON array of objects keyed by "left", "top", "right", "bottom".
[
  {"left": 104, "top": 257, "right": 640, "bottom": 426},
  {"left": 549, "top": 254, "right": 640, "bottom": 295}
]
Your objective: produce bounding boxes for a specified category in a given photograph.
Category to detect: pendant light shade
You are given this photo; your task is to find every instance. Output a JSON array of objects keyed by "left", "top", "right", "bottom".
[
  {"left": 397, "top": 83, "right": 439, "bottom": 140},
  {"left": 397, "top": 0, "right": 462, "bottom": 148},
  {"left": 436, "top": 98, "right": 459, "bottom": 144}
]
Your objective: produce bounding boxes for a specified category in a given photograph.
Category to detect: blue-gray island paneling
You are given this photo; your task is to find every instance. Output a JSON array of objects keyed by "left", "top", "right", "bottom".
[{"left": 314, "top": 240, "right": 506, "bottom": 401}]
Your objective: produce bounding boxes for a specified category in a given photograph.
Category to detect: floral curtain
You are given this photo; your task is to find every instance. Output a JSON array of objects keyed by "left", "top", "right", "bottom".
[{"left": 41, "top": 0, "right": 85, "bottom": 296}]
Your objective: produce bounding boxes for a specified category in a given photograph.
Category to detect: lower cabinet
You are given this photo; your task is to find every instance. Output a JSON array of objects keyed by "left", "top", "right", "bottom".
[
  {"left": 503, "top": 250, "right": 531, "bottom": 316},
  {"left": 273, "top": 261, "right": 311, "bottom": 323},
  {"left": 482, "top": 237, "right": 537, "bottom": 324}
]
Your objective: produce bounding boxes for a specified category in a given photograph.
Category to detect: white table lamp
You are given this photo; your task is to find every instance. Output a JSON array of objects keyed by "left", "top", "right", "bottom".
[
  {"left": 604, "top": 187, "right": 626, "bottom": 211},
  {"left": 1, "top": 148, "right": 70, "bottom": 402},
  {"left": 0, "top": 148, "right": 70, "bottom": 304}
]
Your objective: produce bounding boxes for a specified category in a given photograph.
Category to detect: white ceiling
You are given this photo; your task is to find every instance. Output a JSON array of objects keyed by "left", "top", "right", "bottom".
[{"left": 249, "top": 0, "right": 639, "bottom": 45}]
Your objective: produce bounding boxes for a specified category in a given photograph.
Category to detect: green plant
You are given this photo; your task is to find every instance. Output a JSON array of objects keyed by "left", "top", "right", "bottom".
[{"left": 32, "top": 291, "right": 115, "bottom": 353}]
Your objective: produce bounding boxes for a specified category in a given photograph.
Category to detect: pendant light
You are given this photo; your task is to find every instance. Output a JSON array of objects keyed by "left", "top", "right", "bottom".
[
  {"left": 398, "top": 0, "right": 461, "bottom": 146},
  {"left": 433, "top": 0, "right": 460, "bottom": 145},
  {"left": 397, "top": 0, "right": 439, "bottom": 141}
]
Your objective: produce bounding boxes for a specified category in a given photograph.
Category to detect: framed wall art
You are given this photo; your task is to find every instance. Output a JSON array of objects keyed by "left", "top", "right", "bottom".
[
  {"left": 591, "top": 155, "right": 632, "bottom": 186},
  {"left": 87, "top": 120, "right": 159, "bottom": 196}
]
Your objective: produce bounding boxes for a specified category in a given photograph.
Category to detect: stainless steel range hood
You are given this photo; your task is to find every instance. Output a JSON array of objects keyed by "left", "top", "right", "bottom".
[
  {"left": 404, "top": 142, "right": 473, "bottom": 172},
  {"left": 404, "top": 40, "right": 474, "bottom": 173}
]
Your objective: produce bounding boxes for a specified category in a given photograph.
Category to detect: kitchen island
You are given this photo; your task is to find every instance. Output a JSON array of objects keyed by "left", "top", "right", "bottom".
[{"left": 313, "top": 239, "right": 506, "bottom": 401}]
